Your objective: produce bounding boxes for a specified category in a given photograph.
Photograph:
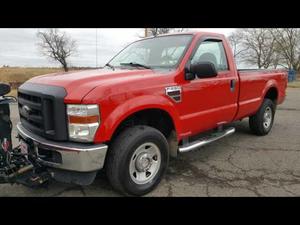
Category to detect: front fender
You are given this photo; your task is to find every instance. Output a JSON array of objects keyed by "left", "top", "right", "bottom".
[{"left": 94, "top": 95, "right": 182, "bottom": 143}]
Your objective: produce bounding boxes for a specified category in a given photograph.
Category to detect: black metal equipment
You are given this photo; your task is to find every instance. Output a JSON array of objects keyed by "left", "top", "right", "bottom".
[{"left": 0, "top": 83, "right": 51, "bottom": 187}]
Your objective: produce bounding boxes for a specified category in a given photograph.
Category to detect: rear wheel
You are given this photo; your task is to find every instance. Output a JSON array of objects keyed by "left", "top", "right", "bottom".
[
  {"left": 249, "top": 98, "right": 275, "bottom": 136},
  {"left": 106, "top": 125, "right": 169, "bottom": 196}
]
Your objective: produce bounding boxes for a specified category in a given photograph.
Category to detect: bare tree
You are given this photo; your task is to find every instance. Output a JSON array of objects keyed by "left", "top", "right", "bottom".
[
  {"left": 270, "top": 40, "right": 286, "bottom": 69},
  {"left": 241, "top": 29, "right": 278, "bottom": 69},
  {"left": 148, "top": 28, "right": 172, "bottom": 37},
  {"left": 172, "top": 28, "right": 189, "bottom": 33},
  {"left": 228, "top": 31, "right": 248, "bottom": 63},
  {"left": 271, "top": 50, "right": 282, "bottom": 69},
  {"left": 270, "top": 28, "right": 300, "bottom": 71},
  {"left": 37, "top": 29, "right": 77, "bottom": 72},
  {"left": 146, "top": 28, "right": 188, "bottom": 37},
  {"left": 229, "top": 29, "right": 277, "bottom": 69}
]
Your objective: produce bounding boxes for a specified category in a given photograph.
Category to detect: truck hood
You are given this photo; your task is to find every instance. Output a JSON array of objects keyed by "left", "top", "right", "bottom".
[{"left": 28, "top": 68, "right": 159, "bottom": 102}]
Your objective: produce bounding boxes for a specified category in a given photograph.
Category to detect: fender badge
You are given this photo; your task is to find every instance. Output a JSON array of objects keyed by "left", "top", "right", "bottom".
[{"left": 165, "top": 86, "right": 182, "bottom": 103}]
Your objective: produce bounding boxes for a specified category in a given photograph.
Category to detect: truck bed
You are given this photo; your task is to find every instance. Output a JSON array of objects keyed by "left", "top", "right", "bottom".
[{"left": 236, "top": 69, "right": 288, "bottom": 120}]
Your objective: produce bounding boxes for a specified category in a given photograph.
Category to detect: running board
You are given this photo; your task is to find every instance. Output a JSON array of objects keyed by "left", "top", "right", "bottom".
[{"left": 178, "top": 127, "right": 235, "bottom": 153}]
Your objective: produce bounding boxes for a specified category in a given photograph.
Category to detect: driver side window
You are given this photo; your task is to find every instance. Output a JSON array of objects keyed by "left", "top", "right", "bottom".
[{"left": 191, "top": 40, "right": 229, "bottom": 71}]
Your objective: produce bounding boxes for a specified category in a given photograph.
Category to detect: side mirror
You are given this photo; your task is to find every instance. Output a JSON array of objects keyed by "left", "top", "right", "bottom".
[
  {"left": 0, "top": 83, "right": 11, "bottom": 96},
  {"left": 184, "top": 61, "right": 196, "bottom": 80},
  {"left": 190, "top": 62, "right": 218, "bottom": 78}
]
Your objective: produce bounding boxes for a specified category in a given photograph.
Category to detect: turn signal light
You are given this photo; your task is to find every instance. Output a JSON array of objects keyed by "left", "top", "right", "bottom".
[{"left": 69, "top": 115, "right": 99, "bottom": 124}]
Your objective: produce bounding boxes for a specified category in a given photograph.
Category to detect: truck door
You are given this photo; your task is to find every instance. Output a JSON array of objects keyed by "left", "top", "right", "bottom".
[{"left": 179, "top": 38, "right": 239, "bottom": 135}]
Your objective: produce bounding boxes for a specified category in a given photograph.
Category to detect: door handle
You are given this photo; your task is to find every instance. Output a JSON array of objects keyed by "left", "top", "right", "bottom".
[{"left": 230, "top": 79, "right": 236, "bottom": 92}]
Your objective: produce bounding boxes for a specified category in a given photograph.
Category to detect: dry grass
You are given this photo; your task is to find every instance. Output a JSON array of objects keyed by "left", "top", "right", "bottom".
[
  {"left": 0, "top": 67, "right": 63, "bottom": 83},
  {"left": 288, "top": 80, "right": 300, "bottom": 88},
  {"left": 1, "top": 67, "right": 63, "bottom": 97},
  {"left": 7, "top": 89, "right": 18, "bottom": 97},
  {"left": 1, "top": 67, "right": 90, "bottom": 97}
]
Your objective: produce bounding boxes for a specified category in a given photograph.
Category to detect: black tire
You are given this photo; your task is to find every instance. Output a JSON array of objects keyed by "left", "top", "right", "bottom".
[
  {"left": 249, "top": 98, "right": 276, "bottom": 136},
  {"left": 105, "top": 125, "right": 169, "bottom": 196}
]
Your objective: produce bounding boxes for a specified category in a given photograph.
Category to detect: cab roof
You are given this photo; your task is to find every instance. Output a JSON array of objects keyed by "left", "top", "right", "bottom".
[{"left": 145, "top": 31, "right": 225, "bottom": 39}]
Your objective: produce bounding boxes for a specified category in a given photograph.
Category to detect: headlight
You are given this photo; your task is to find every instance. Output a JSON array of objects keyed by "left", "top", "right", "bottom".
[{"left": 67, "top": 104, "right": 100, "bottom": 142}]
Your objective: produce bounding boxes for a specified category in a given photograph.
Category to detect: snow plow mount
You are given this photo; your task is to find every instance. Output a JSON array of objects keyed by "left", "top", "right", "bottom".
[
  {"left": 0, "top": 143, "right": 52, "bottom": 188},
  {"left": 0, "top": 87, "right": 51, "bottom": 188}
]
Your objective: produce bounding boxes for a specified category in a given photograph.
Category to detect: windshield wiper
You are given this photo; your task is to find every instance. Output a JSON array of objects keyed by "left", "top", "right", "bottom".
[
  {"left": 120, "top": 62, "right": 151, "bottom": 69},
  {"left": 105, "top": 63, "right": 115, "bottom": 70}
]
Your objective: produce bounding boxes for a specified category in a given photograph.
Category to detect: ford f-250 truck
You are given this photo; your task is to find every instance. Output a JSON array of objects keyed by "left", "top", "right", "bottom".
[{"left": 16, "top": 32, "right": 287, "bottom": 196}]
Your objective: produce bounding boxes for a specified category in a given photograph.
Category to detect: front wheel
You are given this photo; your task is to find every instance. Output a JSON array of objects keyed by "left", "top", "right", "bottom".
[
  {"left": 249, "top": 98, "right": 276, "bottom": 136},
  {"left": 105, "top": 125, "right": 169, "bottom": 196}
]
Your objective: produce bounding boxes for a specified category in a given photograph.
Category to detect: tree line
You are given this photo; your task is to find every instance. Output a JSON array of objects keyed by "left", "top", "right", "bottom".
[
  {"left": 228, "top": 28, "right": 300, "bottom": 71},
  {"left": 37, "top": 28, "right": 300, "bottom": 72},
  {"left": 146, "top": 28, "right": 188, "bottom": 37}
]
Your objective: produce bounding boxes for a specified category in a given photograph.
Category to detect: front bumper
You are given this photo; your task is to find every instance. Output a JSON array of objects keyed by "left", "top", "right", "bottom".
[{"left": 17, "top": 123, "right": 108, "bottom": 172}]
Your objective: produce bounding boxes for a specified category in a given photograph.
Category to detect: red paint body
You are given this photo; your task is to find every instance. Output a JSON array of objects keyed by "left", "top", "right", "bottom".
[{"left": 28, "top": 32, "right": 288, "bottom": 143}]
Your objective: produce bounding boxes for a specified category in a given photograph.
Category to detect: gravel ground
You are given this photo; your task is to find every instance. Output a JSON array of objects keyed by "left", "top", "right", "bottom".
[{"left": 1, "top": 88, "right": 299, "bottom": 197}]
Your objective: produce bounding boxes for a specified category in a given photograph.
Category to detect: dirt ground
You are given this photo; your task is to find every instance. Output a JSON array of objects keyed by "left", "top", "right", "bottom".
[{"left": 1, "top": 88, "right": 300, "bottom": 197}]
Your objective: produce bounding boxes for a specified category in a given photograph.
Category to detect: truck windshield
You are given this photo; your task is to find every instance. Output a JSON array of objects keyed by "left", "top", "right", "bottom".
[{"left": 108, "top": 34, "right": 193, "bottom": 69}]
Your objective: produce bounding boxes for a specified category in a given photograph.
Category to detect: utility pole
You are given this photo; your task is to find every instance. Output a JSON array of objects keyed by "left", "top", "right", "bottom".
[
  {"left": 96, "top": 28, "right": 98, "bottom": 68},
  {"left": 145, "top": 28, "right": 148, "bottom": 37}
]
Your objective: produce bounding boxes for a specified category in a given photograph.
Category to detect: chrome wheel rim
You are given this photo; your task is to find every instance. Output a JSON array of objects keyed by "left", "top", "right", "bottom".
[
  {"left": 129, "top": 142, "right": 161, "bottom": 185},
  {"left": 263, "top": 106, "right": 272, "bottom": 129}
]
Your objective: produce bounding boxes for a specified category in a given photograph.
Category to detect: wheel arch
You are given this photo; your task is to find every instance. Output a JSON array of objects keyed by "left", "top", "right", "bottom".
[
  {"left": 264, "top": 86, "right": 278, "bottom": 103},
  {"left": 262, "top": 80, "right": 279, "bottom": 104},
  {"left": 95, "top": 95, "right": 182, "bottom": 146}
]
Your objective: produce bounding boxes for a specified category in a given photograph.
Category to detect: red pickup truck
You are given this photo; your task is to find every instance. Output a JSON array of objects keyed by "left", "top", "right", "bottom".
[{"left": 17, "top": 32, "right": 287, "bottom": 196}]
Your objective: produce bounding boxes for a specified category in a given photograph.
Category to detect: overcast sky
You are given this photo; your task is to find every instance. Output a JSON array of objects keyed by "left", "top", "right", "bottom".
[{"left": 0, "top": 28, "right": 236, "bottom": 68}]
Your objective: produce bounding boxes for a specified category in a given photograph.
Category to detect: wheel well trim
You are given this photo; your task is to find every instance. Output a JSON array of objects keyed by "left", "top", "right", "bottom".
[{"left": 262, "top": 80, "right": 279, "bottom": 102}]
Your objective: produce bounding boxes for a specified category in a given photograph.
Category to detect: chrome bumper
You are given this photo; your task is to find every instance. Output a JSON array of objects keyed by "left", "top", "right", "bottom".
[{"left": 17, "top": 123, "right": 108, "bottom": 172}]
